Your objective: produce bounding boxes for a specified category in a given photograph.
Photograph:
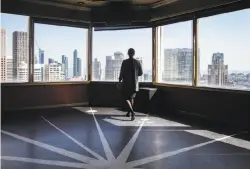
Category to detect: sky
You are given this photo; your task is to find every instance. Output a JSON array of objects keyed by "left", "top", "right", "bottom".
[{"left": 1, "top": 9, "right": 250, "bottom": 75}]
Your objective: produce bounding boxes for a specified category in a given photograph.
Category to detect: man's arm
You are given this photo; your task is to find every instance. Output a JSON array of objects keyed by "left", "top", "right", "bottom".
[
  {"left": 119, "top": 61, "right": 125, "bottom": 82},
  {"left": 138, "top": 61, "right": 143, "bottom": 76}
]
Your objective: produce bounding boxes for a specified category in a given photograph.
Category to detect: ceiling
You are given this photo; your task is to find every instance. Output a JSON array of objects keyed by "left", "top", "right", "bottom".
[{"left": 20, "top": 0, "right": 179, "bottom": 10}]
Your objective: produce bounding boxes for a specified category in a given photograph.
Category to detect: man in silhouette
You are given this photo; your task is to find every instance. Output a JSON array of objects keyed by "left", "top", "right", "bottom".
[{"left": 118, "top": 48, "right": 143, "bottom": 121}]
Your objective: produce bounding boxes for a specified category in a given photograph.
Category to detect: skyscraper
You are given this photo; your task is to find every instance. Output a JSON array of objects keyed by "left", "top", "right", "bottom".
[
  {"left": 34, "top": 54, "right": 38, "bottom": 64},
  {"left": 1, "top": 29, "right": 7, "bottom": 82},
  {"left": 1, "top": 29, "right": 6, "bottom": 58},
  {"left": 45, "top": 62, "right": 64, "bottom": 82},
  {"left": 93, "top": 58, "right": 101, "bottom": 80},
  {"left": 48, "top": 58, "right": 54, "bottom": 64},
  {"left": 77, "top": 57, "right": 82, "bottom": 76},
  {"left": 136, "top": 57, "right": 144, "bottom": 82},
  {"left": 163, "top": 48, "right": 193, "bottom": 83},
  {"left": 62, "top": 55, "right": 68, "bottom": 78},
  {"left": 105, "top": 56, "right": 113, "bottom": 81},
  {"left": 39, "top": 49, "right": 44, "bottom": 64},
  {"left": 7, "top": 58, "right": 13, "bottom": 82},
  {"left": 73, "top": 49, "right": 78, "bottom": 77},
  {"left": 17, "top": 61, "right": 28, "bottom": 82},
  {"left": 105, "top": 52, "right": 124, "bottom": 81},
  {"left": 208, "top": 52, "right": 228, "bottom": 87},
  {"left": 13, "top": 31, "right": 28, "bottom": 80}
]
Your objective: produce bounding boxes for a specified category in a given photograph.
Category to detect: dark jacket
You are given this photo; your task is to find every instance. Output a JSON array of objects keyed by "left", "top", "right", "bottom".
[{"left": 119, "top": 58, "right": 143, "bottom": 92}]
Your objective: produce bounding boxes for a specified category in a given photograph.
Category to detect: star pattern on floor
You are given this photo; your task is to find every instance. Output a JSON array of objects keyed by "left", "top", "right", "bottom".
[{"left": 0, "top": 107, "right": 244, "bottom": 169}]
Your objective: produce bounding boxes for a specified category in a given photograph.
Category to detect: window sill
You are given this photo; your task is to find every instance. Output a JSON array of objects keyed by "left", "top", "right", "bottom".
[
  {"left": 1, "top": 81, "right": 90, "bottom": 86},
  {"left": 153, "top": 82, "right": 250, "bottom": 95}
]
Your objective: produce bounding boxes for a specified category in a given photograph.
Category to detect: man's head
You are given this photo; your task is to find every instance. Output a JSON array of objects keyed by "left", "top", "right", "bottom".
[{"left": 128, "top": 48, "right": 135, "bottom": 58}]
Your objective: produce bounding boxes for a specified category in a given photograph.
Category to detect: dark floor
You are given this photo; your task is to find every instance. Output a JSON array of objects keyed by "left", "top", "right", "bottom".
[{"left": 1, "top": 107, "right": 250, "bottom": 169}]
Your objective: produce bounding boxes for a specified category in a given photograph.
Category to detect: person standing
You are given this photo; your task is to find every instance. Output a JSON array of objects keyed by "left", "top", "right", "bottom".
[{"left": 118, "top": 48, "right": 143, "bottom": 121}]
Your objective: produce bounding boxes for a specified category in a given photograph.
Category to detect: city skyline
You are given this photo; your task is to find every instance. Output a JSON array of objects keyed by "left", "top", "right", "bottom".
[
  {"left": 2, "top": 10, "right": 250, "bottom": 72},
  {"left": 1, "top": 26, "right": 249, "bottom": 88},
  {"left": 1, "top": 9, "right": 250, "bottom": 87}
]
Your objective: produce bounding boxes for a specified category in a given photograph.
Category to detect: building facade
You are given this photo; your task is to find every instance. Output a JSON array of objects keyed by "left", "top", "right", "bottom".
[
  {"left": 208, "top": 52, "right": 228, "bottom": 87},
  {"left": 105, "top": 52, "right": 124, "bottom": 81},
  {"left": 7, "top": 58, "right": 13, "bottom": 82},
  {"left": 13, "top": 31, "right": 28, "bottom": 80},
  {"left": 1, "top": 29, "right": 7, "bottom": 82},
  {"left": 48, "top": 58, "right": 54, "bottom": 64},
  {"left": 93, "top": 58, "right": 101, "bottom": 80},
  {"left": 73, "top": 49, "right": 78, "bottom": 77},
  {"left": 39, "top": 49, "right": 44, "bottom": 64},
  {"left": 17, "top": 61, "right": 28, "bottom": 82},
  {"left": 62, "top": 55, "right": 68, "bottom": 78},
  {"left": 77, "top": 57, "right": 82, "bottom": 77},
  {"left": 163, "top": 48, "right": 193, "bottom": 83},
  {"left": 45, "top": 63, "right": 65, "bottom": 82}
]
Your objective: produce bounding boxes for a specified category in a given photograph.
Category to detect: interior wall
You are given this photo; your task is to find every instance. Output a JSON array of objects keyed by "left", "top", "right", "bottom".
[
  {"left": 2, "top": 83, "right": 249, "bottom": 129},
  {"left": 155, "top": 86, "right": 250, "bottom": 129},
  {"left": 88, "top": 82, "right": 154, "bottom": 107},
  {"left": 1, "top": 84, "right": 89, "bottom": 111}
]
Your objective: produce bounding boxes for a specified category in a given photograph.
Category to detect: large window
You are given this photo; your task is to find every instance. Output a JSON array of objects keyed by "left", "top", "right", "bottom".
[
  {"left": 157, "top": 21, "right": 193, "bottom": 85},
  {"left": 34, "top": 23, "right": 88, "bottom": 82},
  {"left": 1, "top": 13, "right": 29, "bottom": 83},
  {"left": 198, "top": 9, "right": 250, "bottom": 91},
  {"left": 92, "top": 28, "right": 152, "bottom": 82}
]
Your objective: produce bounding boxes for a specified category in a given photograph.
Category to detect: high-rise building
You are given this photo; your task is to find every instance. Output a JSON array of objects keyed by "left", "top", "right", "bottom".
[
  {"left": 62, "top": 55, "right": 68, "bottom": 78},
  {"left": 144, "top": 73, "right": 149, "bottom": 82},
  {"left": 13, "top": 31, "right": 28, "bottom": 80},
  {"left": 39, "top": 49, "right": 44, "bottom": 64},
  {"left": 48, "top": 58, "right": 54, "bottom": 64},
  {"left": 105, "top": 52, "right": 124, "bottom": 81},
  {"left": 77, "top": 57, "right": 82, "bottom": 76},
  {"left": 17, "top": 61, "right": 28, "bottom": 82},
  {"left": 34, "top": 64, "right": 42, "bottom": 82},
  {"left": 105, "top": 56, "right": 113, "bottom": 80},
  {"left": 208, "top": 52, "right": 228, "bottom": 87},
  {"left": 1, "top": 29, "right": 6, "bottom": 58},
  {"left": 34, "top": 54, "right": 38, "bottom": 64},
  {"left": 73, "top": 49, "right": 78, "bottom": 76},
  {"left": 1, "top": 29, "right": 7, "bottom": 82},
  {"left": 7, "top": 58, "right": 13, "bottom": 82},
  {"left": 163, "top": 48, "right": 193, "bottom": 83},
  {"left": 93, "top": 58, "right": 101, "bottom": 80},
  {"left": 136, "top": 57, "right": 144, "bottom": 82},
  {"left": 45, "top": 63, "right": 64, "bottom": 82},
  {"left": 1, "top": 56, "right": 7, "bottom": 82}
]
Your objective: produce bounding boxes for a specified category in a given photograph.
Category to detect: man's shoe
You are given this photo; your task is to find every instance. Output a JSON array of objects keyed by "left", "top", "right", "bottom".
[
  {"left": 131, "top": 112, "right": 135, "bottom": 121},
  {"left": 126, "top": 111, "right": 130, "bottom": 117}
]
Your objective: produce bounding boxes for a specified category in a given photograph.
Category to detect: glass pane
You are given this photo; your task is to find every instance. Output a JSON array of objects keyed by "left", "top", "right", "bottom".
[
  {"left": 198, "top": 9, "right": 250, "bottom": 91},
  {"left": 92, "top": 28, "right": 152, "bottom": 82},
  {"left": 34, "top": 23, "right": 88, "bottom": 82},
  {"left": 157, "top": 21, "right": 193, "bottom": 85},
  {"left": 1, "top": 13, "right": 29, "bottom": 83}
]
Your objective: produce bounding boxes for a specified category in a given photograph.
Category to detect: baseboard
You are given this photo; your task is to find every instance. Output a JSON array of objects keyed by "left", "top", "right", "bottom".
[{"left": 2, "top": 102, "right": 89, "bottom": 111}]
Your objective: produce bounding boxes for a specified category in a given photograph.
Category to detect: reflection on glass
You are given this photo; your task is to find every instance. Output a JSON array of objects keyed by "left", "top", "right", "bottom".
[
  {"left": 92, "top": 28, "right": 152, "bottom": 82},
  {"left": 198, "top": 9, "right": 250, "bottom": 91},
  {"left": 1, "top": 13, "right": 29, "bottom": 83},
  {"left": 34, "top": 23, "right": 87, "bottom": 82},
  {"left": 157, "top": 21, "right": 193, "bottom": 85}
]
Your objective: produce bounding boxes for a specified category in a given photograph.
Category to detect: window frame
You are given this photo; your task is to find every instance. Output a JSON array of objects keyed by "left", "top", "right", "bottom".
[
  {"left": 91, "top": 26, "right": 154, "bottom": 83},
  {"left": 153, "top": 1, "right": 250, "bottom": 93},
  {"left": 31, "top": 17, "right": 91, "bottom": 85},
  {"left": 0, "top": 13, "right": 31, "bottom": 85},
  {"left": 154, "top": 19, "right": 194, "bottom": 86},
  {"left": 2, "top": 0, "right": 249, "bottom": 93}
]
